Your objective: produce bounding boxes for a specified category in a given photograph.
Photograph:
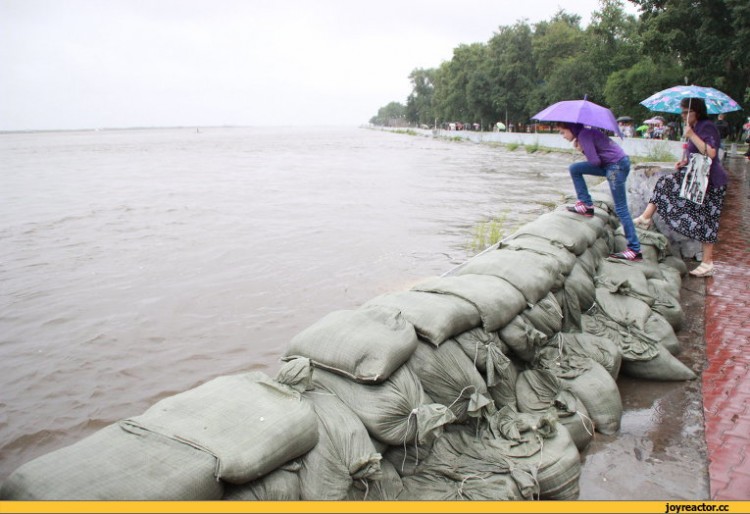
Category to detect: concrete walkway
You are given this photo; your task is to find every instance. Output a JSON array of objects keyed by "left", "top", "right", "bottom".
[{"left": 703, "top": 156, "right": 750, "bottom": 500}]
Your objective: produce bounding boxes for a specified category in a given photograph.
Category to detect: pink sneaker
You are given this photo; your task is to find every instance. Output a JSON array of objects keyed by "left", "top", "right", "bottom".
[{"left": 566, "top": 201, "right": 594, "bottom": 217}]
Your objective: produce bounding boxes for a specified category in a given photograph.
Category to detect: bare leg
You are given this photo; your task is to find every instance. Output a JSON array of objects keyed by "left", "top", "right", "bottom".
[
  {"left": 639, "top": 203, "right": 657, "bottom": 221},
  {"left": 701, "top": 243, "right": 714, "bottom": 264},
  {"left": 634, "top": 202, "right": 657, "bottom": 228}
]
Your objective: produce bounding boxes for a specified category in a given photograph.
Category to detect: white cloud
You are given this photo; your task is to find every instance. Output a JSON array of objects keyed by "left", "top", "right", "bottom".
[{"left": 0, "top": 0, "right": 639, "bottom": 130}]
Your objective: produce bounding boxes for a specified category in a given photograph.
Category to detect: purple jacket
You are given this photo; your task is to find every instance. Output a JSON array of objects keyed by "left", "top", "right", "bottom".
[
  {"left": 687, "top": 119, "right": 728, "bottom": 188},
  {"left": 570, "top": 124, "right": 627, "bottom": 168}
]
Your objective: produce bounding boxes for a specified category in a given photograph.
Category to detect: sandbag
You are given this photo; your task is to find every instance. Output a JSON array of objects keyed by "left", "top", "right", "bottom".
[
  {"left": 412, "top": 274, "right": 527, "bottom": 332},
  {"left": 399, "top": 425, "right": 540, "bottom": 500},
  {"left": 222, "top": 461, "right": 301, "bottom": 500},
  {"left": 499, "top": 314, "right": 548, "bottom": 362},
  {"left": 637, "top": 228, "right": 672, "bottom": 263},
  {"left": 500, "top": 235, "right": 578, "bottom": 276},
  {"left": 453, "top": 327, "right": 517, "bottom": 409},
  {"left": 311, "top": 364, "right": 455, "bottom": 446},
  {"left": 581, "top": 307, "right": 660, "bottom": 363},
  {"left": 560, "top": 262, "right": 596, "bottom": 330},
  {"left": 407, "top": 340, "right": 494, "bottom": 423},
  {"left": 438, "top": 419, "right": 581, "bottom": 500},
  {"left": 594, "top": 287, "right": 653, "bottom": 333},
  {"left": 661, "top": 256, "right": 689, "bottom": 277},
  {"left": 398, "top": 466, "right": 523, "bottom": 500},
  {"left": 347, "top": 459, "right": 403, "bottom": 500},
  {"left": 0, "top": 424, "right": 223, "bottom": 500},
  {"left": 644, "top": 311, "right": 681, "bottom": 355},
  {"left": 597, "top": 260, "right": 655, "bottom": 306},
  {"left": 524, "top": 291, "right": 564, "bottom": 337},
  {"left": 590, "top": 236, "right": 614, "bottom": 262},
  {"left": 551, "top": 206, "right": 609, "bottom": 240},
  {"left": 284, "top": 305, "right": 418, "bottom": 383},
  {"left": 576, "top": 248, "right": 600, "bottom": 280},
  {"left": 121, "top": 372, "right": 319, "bottom": 484},
  {"left": 557, "top": 332, "right": 622, "bottom": 380},
  {"left": 621, "top": 344, "right": 697, "bottom": 381},
  {"left": 382, "top": 441, "right": 433, "bottom": 478},
  {"left": 455, "top": 248, "right": 562, "bottom": 304},
  {"left": 534, "top": 343, "right": 623, "bottom": 435},
  {"left": 648, "top": 280, "right": 685, "bottom": 330},
  {"left": 515, "top": 370, "right": 594, "bottom": 452},
  {"left": 364, "top": 290, "right": 480, "bottom": 346},
  {"left": 508, "top": 211, "right": 599, "bottom": 255},
  {"left": 298, "top": 392, "right": 382, "bottom": 500}
]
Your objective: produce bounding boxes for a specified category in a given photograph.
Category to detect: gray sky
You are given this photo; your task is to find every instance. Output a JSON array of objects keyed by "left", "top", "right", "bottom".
[{"left": 0, "top": 0, "right": 639, "bottom": 131}]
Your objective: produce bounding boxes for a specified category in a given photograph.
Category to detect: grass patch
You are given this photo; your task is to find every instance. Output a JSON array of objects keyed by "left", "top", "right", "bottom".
[
  {"left": 467, "top": 212, "right": 509, "bottom": 253},
  {"left": 525, "top": 141, "right": 540, "bottom": 153},
  {"left": 506, "top": 142, "right": 520, "bottom": 151},
  {"left": 637, "top": 142, "right": 679, "bottom": 163},
  {"left": 392, "top": 129, "right": 419, "bottom": 136}
]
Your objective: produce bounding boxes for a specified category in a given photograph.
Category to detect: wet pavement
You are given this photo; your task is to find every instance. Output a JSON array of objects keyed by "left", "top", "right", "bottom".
[
  {"left": 578, "top": 155, "right": 750, "bottom": 500},
  {"left": 703, "top": 155, "right": 750, "bottom": 500}
]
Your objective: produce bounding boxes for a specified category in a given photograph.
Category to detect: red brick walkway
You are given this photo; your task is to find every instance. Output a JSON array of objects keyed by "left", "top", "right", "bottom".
[{"left": 702, "top": 157, "right": 750, "bottom": 500}]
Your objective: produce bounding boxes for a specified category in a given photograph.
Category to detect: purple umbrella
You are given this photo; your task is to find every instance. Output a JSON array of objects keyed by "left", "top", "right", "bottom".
[{"left": 531, "top": 98, "right": 624, "bottom": 138}]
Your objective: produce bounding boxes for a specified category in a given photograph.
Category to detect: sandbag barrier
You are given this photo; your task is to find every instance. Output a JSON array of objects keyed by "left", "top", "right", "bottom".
[{"left": 1, "top": 186, "right": 695, "bottom": 501}]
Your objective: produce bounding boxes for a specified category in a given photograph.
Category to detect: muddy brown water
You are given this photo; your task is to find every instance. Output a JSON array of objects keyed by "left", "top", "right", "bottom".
[{"left": 0, "top": 126, "right": 574, "bottom": 481}]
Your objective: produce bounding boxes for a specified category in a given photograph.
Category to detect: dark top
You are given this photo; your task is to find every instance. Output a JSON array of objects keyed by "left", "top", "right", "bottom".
[{"left": 687, "top": 119, "right": 728, "bottom": 188}]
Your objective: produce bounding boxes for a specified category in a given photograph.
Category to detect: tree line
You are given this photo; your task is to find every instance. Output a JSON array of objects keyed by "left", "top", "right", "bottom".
[{"left": 370, "top": 0, "right": 749, "bottom": 139}]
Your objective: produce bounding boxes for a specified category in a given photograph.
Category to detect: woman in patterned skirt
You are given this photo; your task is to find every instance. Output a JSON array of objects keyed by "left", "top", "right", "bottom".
[{"left": 633, "top": 97, "right": 728, "bottom": 277}]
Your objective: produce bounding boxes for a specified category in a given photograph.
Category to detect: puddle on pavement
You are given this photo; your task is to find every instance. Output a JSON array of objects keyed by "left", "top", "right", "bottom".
[{"left": 578, "top": 276, "right": 709, "bottom": 500}]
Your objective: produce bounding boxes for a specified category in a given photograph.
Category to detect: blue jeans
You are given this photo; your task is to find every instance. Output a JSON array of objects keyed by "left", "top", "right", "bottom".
[{"left": 569, "top": 156, "right": 640, "bottom": 252}]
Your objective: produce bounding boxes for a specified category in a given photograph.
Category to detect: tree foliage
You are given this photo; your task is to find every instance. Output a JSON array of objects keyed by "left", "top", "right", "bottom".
[
  {"left": 373, "top": 0, "right": 748, "bottom": 133},
  {"left": 369, "top": 101, "right": 406, "bottom": 126}
]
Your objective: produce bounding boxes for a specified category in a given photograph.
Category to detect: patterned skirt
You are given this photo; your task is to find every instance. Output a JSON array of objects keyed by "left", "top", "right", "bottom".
[{"left": 650, "top": 169, "right": 727, "bottom": 243}]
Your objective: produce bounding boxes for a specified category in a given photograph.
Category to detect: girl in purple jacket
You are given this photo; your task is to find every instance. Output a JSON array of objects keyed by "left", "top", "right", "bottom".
[{"left": 558, "top": 122, "right": 642, "bottom": 261}]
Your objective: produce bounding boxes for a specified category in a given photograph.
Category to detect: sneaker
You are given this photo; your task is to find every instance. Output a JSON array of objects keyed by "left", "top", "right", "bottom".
[
  {"left": 609, "top": 248, "right": 643, "bottom": 262},
  {"left": 566, "top": 201, "right": 594, "bottom": 217}
]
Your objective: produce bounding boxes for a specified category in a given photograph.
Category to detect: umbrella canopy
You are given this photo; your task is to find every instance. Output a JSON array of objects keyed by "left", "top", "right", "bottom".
[
  {"left": 643, "top": 117, "right": 664, "bottom": 125},
  {"left": 616, "top": 116, "right": 633, "bottom": 123},
  {"left": 636, "top": 125, "right": 649, "bottom": 133},
  {"left": 531, "top": 98, "right": 624, "bottom": 138},
  {"left": 640, "top": 85, "right": 742, "bottom": 115}
]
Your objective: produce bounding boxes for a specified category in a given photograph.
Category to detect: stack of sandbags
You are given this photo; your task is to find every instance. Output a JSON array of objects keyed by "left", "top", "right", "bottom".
[
  {"left": 3, "top": 185, "right": 701, "bottom": 503},
  {"left": 0, "top": 371, "right": 319, "bottom": 500},
  {"left": 398, "top": 407, "right": 580, "bottom": 501},
  {"left": 583, "top": 245, "right": 696, "bottom": 381}
]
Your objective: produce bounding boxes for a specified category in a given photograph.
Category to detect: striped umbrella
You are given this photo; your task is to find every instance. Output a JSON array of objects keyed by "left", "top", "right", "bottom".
[{"left": 640, "top": 85, "right": 741, "bottom": 115}]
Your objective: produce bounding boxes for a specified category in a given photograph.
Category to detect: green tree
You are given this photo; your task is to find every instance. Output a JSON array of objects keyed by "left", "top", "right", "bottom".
[
  {"left": 406, "top": 68, "right": 437, "bottom": 127},
  {"left": 586, "top": 0, "right": 641, "bottom": 99},
  {"left": 431, "top": 43, "right": 487, "bottom": 124},
  {"left": 604, "top": 57, "right": 684, "bottom": 119},
  {"left": 484, "top": 21, "right": 538, "bottom": 129},
  {"left": 631, "top": 0, "right": 749, "bottom": 113},
  {"left": 369, "top": 102, "right": 406, "bottom": 126}
]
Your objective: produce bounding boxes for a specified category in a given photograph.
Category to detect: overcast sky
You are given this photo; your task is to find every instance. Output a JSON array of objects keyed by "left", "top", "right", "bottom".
[{"left": 0, "top": 0, "right": 640, "bottom": 131}]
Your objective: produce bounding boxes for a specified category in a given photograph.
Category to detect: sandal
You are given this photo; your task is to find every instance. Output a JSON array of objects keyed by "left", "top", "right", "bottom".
[
  {"left": 689, "top": 262, "right": 714, "bottom": 277},
  {"left": 633, "top": 215, "right": 653, "bottom": 230}
]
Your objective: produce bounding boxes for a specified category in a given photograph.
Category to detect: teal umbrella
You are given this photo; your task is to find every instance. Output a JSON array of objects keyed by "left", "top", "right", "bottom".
[{"left": 640, "top": 85, "right": 741, "bottom": 114}]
